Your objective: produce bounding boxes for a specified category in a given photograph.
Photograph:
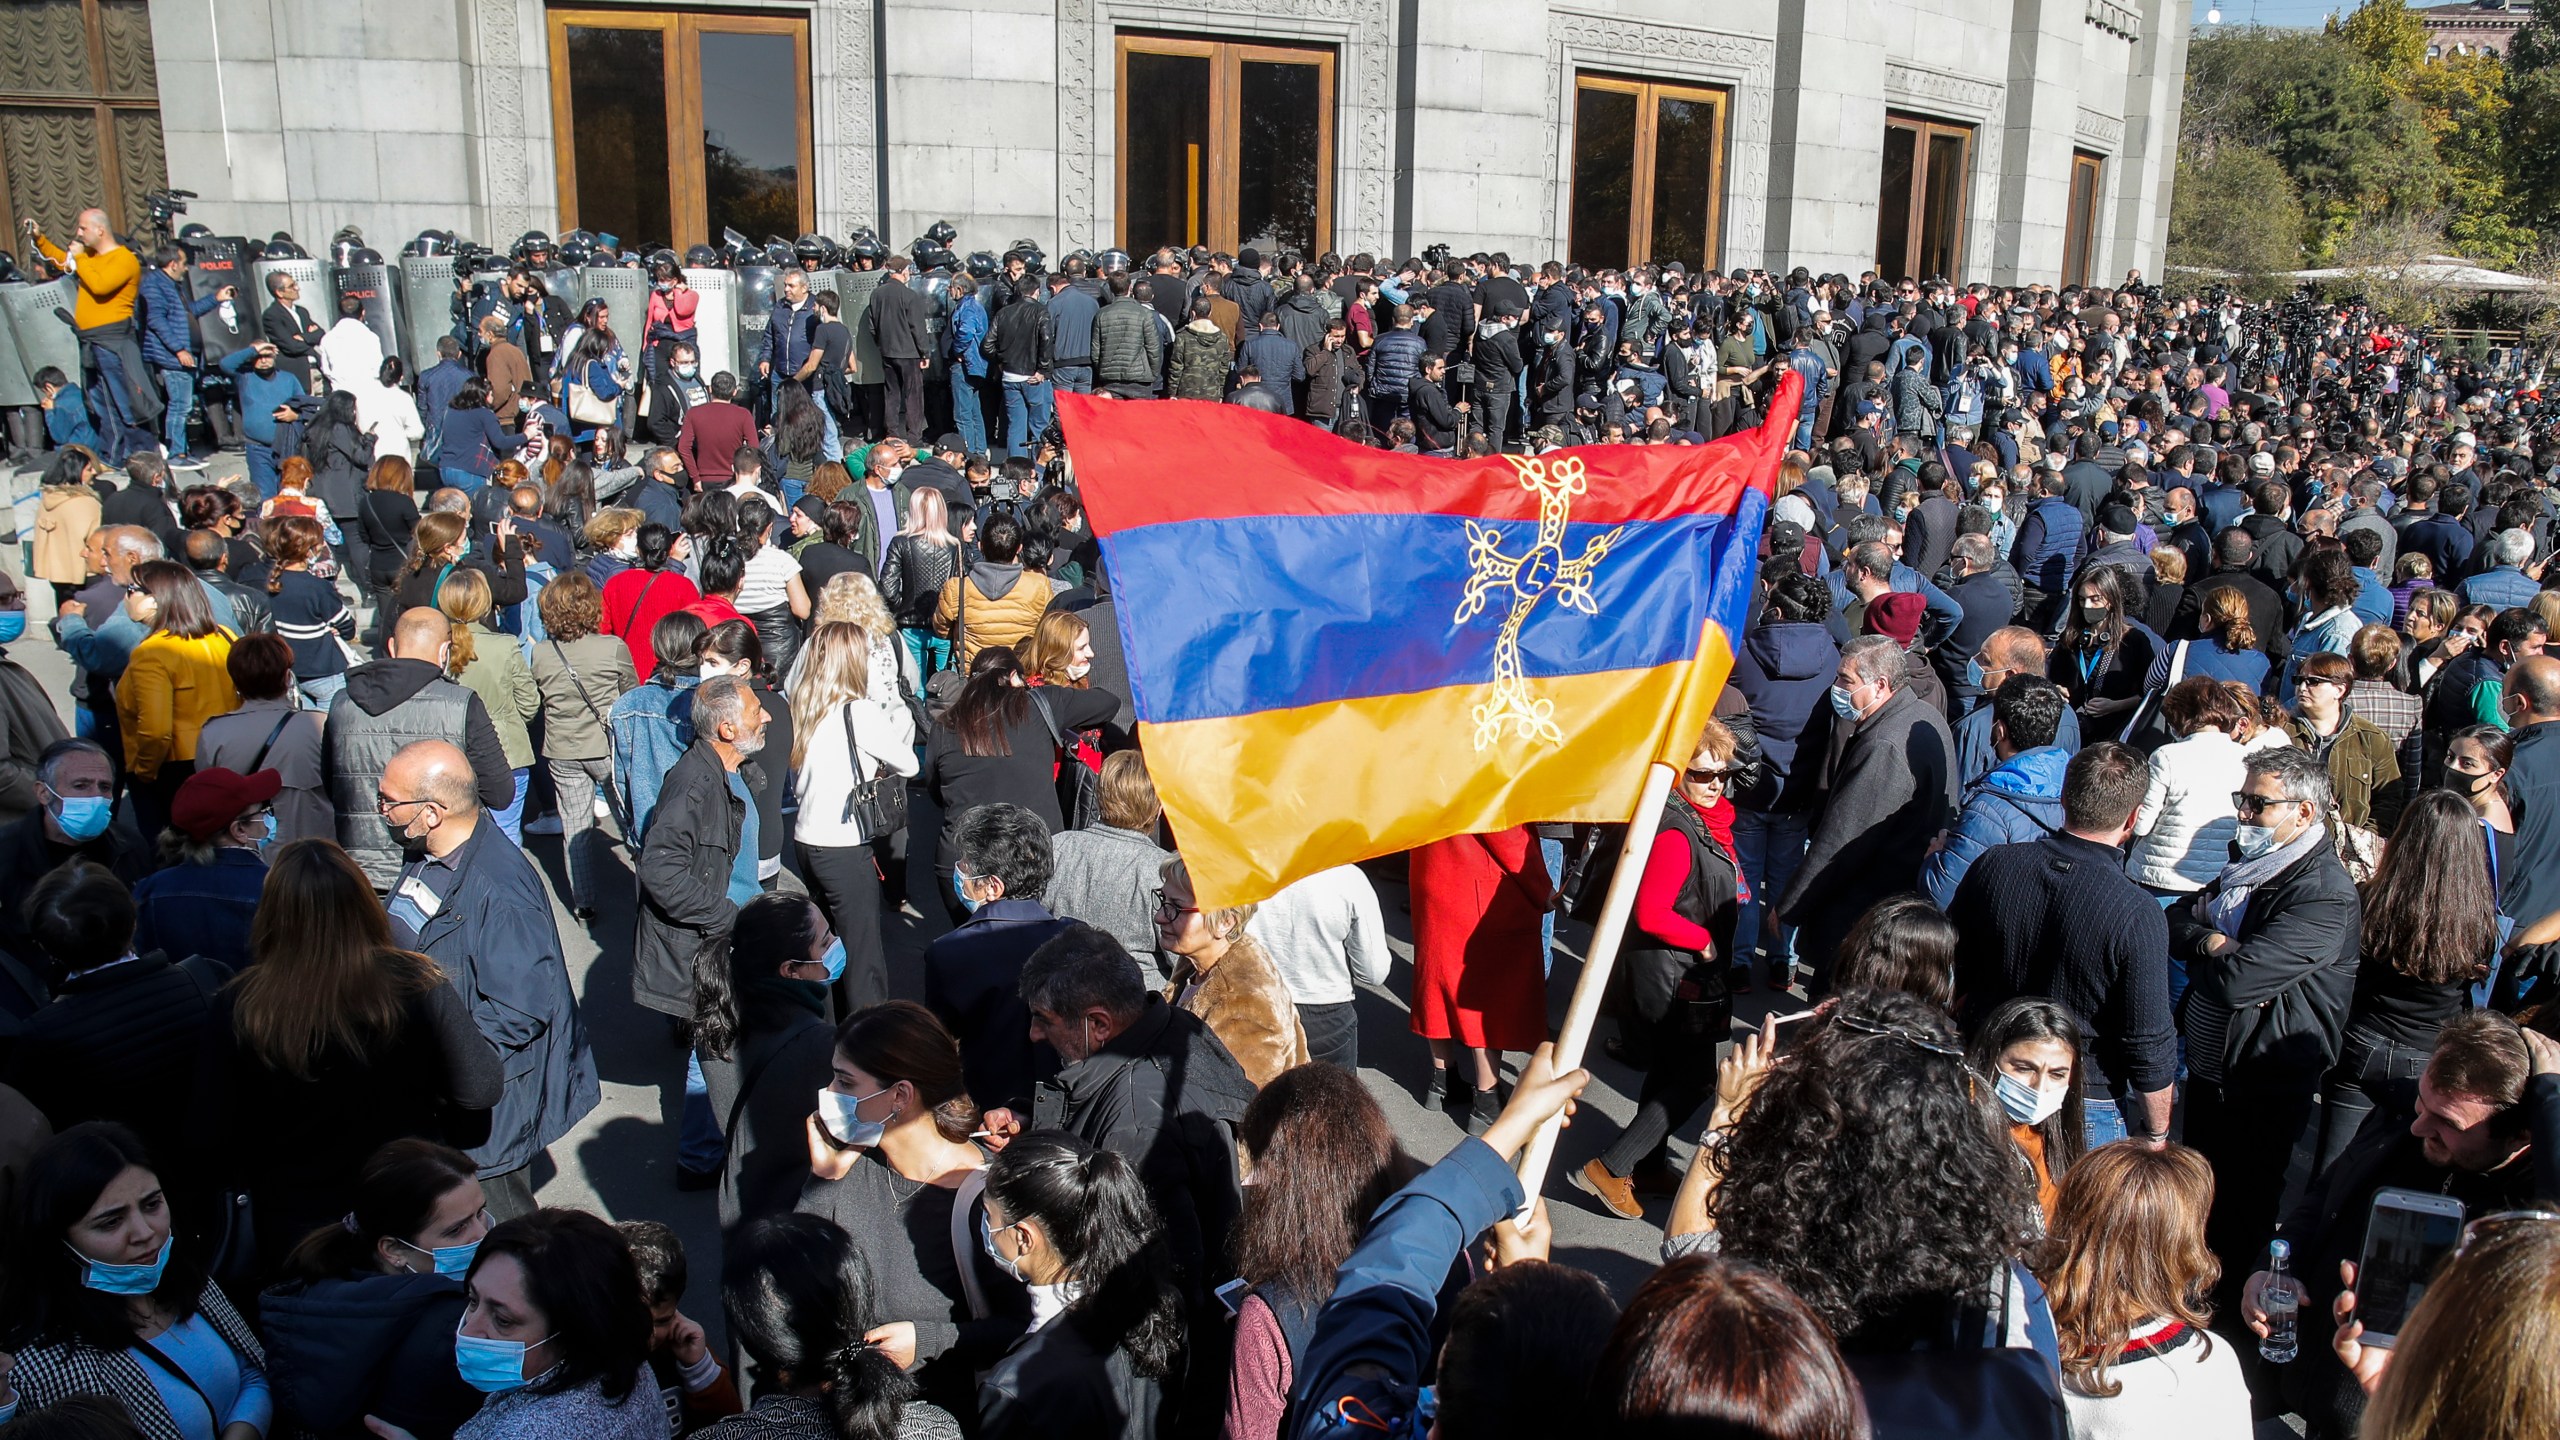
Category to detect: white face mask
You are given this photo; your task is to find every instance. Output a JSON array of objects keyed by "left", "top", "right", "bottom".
[
  {"left": 1995, "top": 1072, "right": 2067, "bottom": 1125},
  {"left": 614, "top": 536, "right": 640, "bottom": 560}
]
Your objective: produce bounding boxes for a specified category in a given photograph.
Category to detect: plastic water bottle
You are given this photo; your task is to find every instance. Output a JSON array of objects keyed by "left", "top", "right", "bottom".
[{"left": 2260, "top": 1237, "right": 2299, "bottom": 1364}]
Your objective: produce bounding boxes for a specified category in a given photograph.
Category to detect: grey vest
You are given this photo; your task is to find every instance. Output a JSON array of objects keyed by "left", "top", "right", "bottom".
[{"left": 328, "top": 676, "right": 475, "bottom": 889}]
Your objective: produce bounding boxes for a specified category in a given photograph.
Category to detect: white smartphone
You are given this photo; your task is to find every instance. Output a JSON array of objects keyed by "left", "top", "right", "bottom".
[
  {"left": 2356, "top": 1188, "right": 2467, "bottom": 1349},
  {"left": 1214, "top": 1277, "right": 1252, "bottom": 1317}
]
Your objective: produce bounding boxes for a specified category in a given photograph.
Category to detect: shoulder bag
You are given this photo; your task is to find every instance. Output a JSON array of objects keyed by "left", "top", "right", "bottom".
[
  {"left": 841, "top": 700, "right": 909, "bottom": 839},
  {"left": 550, "top": 639, "right": 634, "bottom": 835},
  {"left": 1027, "top": 686, "right": 1101, "bottom": 830},
  {"left": 924, "top": 558, "right": 968, "bottom": 717}
]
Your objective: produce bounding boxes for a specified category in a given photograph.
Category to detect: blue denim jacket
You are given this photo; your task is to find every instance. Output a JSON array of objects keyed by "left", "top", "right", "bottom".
[
  {"left": 1287, "top": 1137, "right": 1520, "bottom": 1440},
  {"left": 611, "top": 673, "right": 699, "bottom": 840},
  {"left": 133, "top": 849, "right": 268, "bottom": 973}
]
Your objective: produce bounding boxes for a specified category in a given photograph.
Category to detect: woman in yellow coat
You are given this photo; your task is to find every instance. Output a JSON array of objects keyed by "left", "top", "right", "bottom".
[{"left": 117, "top": 559, "right": 238, "bottom": 838}]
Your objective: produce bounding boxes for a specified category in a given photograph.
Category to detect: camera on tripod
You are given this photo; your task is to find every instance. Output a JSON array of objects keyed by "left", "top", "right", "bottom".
[{"left": 142, "top": 188, "right": 196, "bottom": 243}]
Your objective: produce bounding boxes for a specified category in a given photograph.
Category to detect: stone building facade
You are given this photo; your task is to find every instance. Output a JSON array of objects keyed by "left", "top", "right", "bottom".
[{"left": 107, "top": 0, "right": 2185, "bottom": 286}]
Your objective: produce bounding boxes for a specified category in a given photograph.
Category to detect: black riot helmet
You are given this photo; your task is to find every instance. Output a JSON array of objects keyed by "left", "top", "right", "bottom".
[
  {"left": 1099, "top": 247, "right": 1132, "bottom": 275},
  {"left": 511, "top": 230, "right": 553, "bottom": 265},
  {"left": 793, "top": 233, "right": 836, "bottom": 268},
  {"left": 925, "top": 219, "right": 958, "bottom": 247},
  {"left": 1005, "top": 240, "right": 1046, "bottom": 272},
  {"left": 965, "top": 250, "right": 999, "bottom": 282},
  {"left": 261, "top": 234, "right": 308, "bottom": 261},
  {"left": 683, "top": 244, "right": 720, "bottom": 269}
]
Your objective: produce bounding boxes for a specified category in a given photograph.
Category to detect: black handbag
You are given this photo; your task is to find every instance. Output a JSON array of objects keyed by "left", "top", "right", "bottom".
[{"left": 841, "top": 701, "right": 909, "bottom": 838}]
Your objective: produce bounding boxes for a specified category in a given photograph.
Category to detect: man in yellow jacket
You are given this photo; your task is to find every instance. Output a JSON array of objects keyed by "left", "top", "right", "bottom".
[{"left": 23, "top": 208, "right": 162, "bottom": 431}]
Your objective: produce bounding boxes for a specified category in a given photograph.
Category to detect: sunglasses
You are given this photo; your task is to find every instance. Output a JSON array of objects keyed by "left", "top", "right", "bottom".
[
  {"left": 2230, "top": 792, "right": 2300, "bottom": 817},
  {"left": 1682, "top": 766, "right": 1732, "bottom": 785},
  {"left": 2457, "top": 1210, "right": 2560, "bottom": 1257}
]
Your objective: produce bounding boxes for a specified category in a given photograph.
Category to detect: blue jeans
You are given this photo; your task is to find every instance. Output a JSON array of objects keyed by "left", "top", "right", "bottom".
[
  {"left": 159, "top": 368, "right": 195, "bottom": 456},
  {"left": 1731, "top": 807, "right": 1811, "bottom": 967},
  {"left": 440, "top": 465, "right": 487, "bottom": 496},
  {"left": 297, "top": 672, "right": 347, "bottom": 710},
  {"left": 1051, "top": 364, "right": 1094, "bottom": 396},
  {"left": 2084, "top": 1097, "right": 2131, "bottom": 1149},
  {"left": 901, "top": 626, "right": 951, "bottom": 683},
  {"left": 1538, "top": 836, "right": 1566, "bottom": 977},
  {"left": 1002, "top": 379, "right": 1053, "bottom": 460},
  {"left": 246, "top": 440, "right": 281, "bottom": 499},
  {"left": 952, "top": 369, "right": 989, "bottom": 456},
  {"left": 493, "top": 766, "right": 529, "bottom": 844},
  {"left": 681, "top": 1050, "right": 726, "bottom": 1173}
]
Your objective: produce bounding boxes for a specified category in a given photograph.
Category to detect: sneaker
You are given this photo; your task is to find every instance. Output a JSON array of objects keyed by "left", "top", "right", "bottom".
[
  {"left": 524, "top": 814, "right": 564, "bottom": 835},
  {"left": 169, "top": 454, "right": 209, "bottom": 471},
  {"left": 593, "top": 797, "right": 612, "bottom": 820},
  {"left": 1572, "top": 1158, "right": 1646, "bottom": 1220}
]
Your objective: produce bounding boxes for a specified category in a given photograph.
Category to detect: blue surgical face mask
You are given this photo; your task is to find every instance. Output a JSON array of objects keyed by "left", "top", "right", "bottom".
[
  {"left": 0, "top": 609, "right": 25, "bottom": 644},
  {"left": 817, "top": 1084, "right": 895, "bottom": 1148},
  {"left": 817, "top": 937, "right": 846, "bottom": 984},
  {"left": 1829, "top": 684, "right": 1860, "bottom": 720},
  {"left": 979, "top": 1211, "right": 1027, "bottom": 1282},
  {"left": 257, "top": 812, "right": 278, "bottom": 849},
  {"left": 400, "top": 1234, "right": 481, "bottom": 1278},
  {"left": 454, "top": 1322, "right": 553, "bottom": 1394},
  {"left": 72, "top": 1235, "right": 172, "bottom": 1295},
  {"left": 2233, "top": 823, "right": 2279, "bottom": 859},
  {"left": 952, "top": 870, "right": 983, "bottom": 913},
  {"left": 51, "top": 793, "right": 112, "bottom": 841}
]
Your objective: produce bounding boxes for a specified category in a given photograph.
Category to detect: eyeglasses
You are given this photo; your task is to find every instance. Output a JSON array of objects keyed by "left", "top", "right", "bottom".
[
  {"left": 375, "top": 793, "right": 437, "bottom": 817},
  {"left": 2230, "top": 791, "right": 2299, "bottom": 816},
  {"left": 1154, "top": 895, "right": 1199, "bottom": 919}
]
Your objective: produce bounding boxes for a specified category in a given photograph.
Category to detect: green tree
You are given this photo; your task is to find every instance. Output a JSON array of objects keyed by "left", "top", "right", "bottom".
[
  {"left": 2184, "top": 29, "right": 2446, "bottom": 257},
  {"left": 2169, "top": 145, "right": 2306, "bottom": 294},
  {"left": 2335, "top": 0, "right": 2431, "bottom": 93}
]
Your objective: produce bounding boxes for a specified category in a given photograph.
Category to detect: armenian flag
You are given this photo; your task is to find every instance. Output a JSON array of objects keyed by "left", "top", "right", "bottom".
[{"left": 1058, "top": 371, "right": 1802, "bottom": 909}]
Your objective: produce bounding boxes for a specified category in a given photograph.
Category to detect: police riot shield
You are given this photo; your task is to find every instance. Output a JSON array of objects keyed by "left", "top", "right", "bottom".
[
  {"left": 0, "top": 292, "right": 33, "bottom": 408},
  {"left": 581, "top": 265, "right": 647, "bottom": 368},
  {"left": 683, "top": 268, "right": 737, "bottom": 381},
  {"left": 541, "top": 266, "right": 586, "bottom": 316},
  {"left": 840, "top": 269, "right": 885, "bottom": 386},
  {"left": 1, "top": 276, "right": 81, "bottom": 386},
  {"left": 182, "top": 236, "right": 257, "bottom": 366},
  {"left": 332, "top": 262, "right": 405, "bottom": 369},
  {"left": 919, "top": 268, "right": 953, "bottom": 384},
  {"left": 251, "top": 256, "right": 327, "bottom": 333},
  {"left": 732, "top": 264, "right": 779, "bottom": 386},
  {"left": 802, "top": 268, "right": 846, "bottom": 311},
  {"left": 397, "top": 255, "right": 459, "bottom": 372}
]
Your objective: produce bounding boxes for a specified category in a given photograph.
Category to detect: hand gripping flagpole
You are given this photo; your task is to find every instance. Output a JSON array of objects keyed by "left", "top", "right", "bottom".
[{"left": 1512, "top": 759, "right": 1678, "bottom": 1213}]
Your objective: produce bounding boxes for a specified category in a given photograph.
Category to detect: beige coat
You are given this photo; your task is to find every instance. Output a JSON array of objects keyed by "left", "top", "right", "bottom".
[
  {"left": 31, "top": 486, "right": 100, "bottom": 587},
  {"left": 1164, "top": 933, "right": 1309, "bottom": 1090},
  {"left": 935, "top": 567, "right": 1054, "bottom": 669}
]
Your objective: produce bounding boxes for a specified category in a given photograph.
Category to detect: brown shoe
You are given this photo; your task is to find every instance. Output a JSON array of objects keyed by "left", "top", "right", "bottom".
[
  {"left": 1571, "top": 1157, "right": 1646, "bottom": 1219},
  {"left": 1629, "top": 1158, "right": 1683, "bottom": 1198}
]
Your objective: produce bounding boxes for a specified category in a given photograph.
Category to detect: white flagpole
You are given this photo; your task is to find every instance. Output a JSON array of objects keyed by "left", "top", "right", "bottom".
[{"left": 1512, "top": 759, "right": 1678, "bottom": 1208}]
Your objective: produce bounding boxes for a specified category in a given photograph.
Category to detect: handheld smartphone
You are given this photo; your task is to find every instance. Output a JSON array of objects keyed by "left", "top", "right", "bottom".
[
  {"left": 1214, "top": 1277, "right": 1251, "bottom": 1317},
  {"left": 2355, "top": 1188, "right": 2467, "bottom": 1349}
]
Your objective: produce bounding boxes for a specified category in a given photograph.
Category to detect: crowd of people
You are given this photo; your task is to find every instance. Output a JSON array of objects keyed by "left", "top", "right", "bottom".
[{"left": 0, "top": 210, "right": 2557, "bottom": 1440}]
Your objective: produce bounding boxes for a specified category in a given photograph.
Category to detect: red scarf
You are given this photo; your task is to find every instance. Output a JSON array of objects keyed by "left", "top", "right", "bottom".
[{"left": 1686, "top": 793, "right": 1746, "bottom": 901}]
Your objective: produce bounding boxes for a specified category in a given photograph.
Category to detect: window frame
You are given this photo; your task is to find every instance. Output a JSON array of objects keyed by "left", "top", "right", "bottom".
[
  {"left": 546, "top": 7, "right": 815, "bottom": 252},
  {"left": 0, "top": 0, "right": 164, "bottom": 238},
  {"left": 1879, "top": 112, "right": 1974, "bottom": 283},
  {"left": 1113, "top": 33, "right": 1335, "bottom": 257},
  {"left": 1568, "top": 72, "right": 1730, "bottom": 274}
]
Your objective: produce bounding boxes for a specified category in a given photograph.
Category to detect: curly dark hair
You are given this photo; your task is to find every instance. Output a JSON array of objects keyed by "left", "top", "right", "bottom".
[{"left": 1709, "top": 987, "right": 2036, "bottom": 1345}]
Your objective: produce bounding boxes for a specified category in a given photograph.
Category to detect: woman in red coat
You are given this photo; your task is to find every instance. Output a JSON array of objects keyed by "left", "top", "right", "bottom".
[{"left": 1408, "top": 825, "right": 1555, "bottom": 1132}]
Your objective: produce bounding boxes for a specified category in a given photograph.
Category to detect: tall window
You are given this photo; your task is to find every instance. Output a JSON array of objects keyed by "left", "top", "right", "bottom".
[
  {"left": 547, "top": 9, "right": 813, "bottom": 251},
  {"left": 1568, "top": 74, "right": 1728, "bottom": 273},
  {"left": 1116, "top": 35, "right": 1334, "bottom": 257},
  {"left": 1876, "top": 114, "right": 1972, "bottom": 283},
  {"left": 0, "top": 0, "right": 166, "bottom": 241},
  {"left": 2062, "top": 151, "right": 2105, "bottom": 289}
]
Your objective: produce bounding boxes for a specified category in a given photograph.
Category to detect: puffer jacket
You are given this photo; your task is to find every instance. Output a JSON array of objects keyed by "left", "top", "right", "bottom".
[
  {"left": 2128, "top": 728, "right": 2249, "bottom": 891},
  {"left": 1167, "top": 321, "right": 1231, "bottom": 401},
  {"left": 1729, "top": 619, "right": 1841, "bottom": 812},
  {"left": 1365, "top": 328, "right": 1426, "bottom": 399},
  {"left": 935, "top": 562, "right": 1054, "bottom": 668},
  {"left": 1921, "top": 745, "right": 2070, "bottom": 908},
  {"left": 1093, "top": 299, "right": 1161, "bottom": 387},
  {"left": 260, "top": 1270, "right": 480, "bottom": 1440}
]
